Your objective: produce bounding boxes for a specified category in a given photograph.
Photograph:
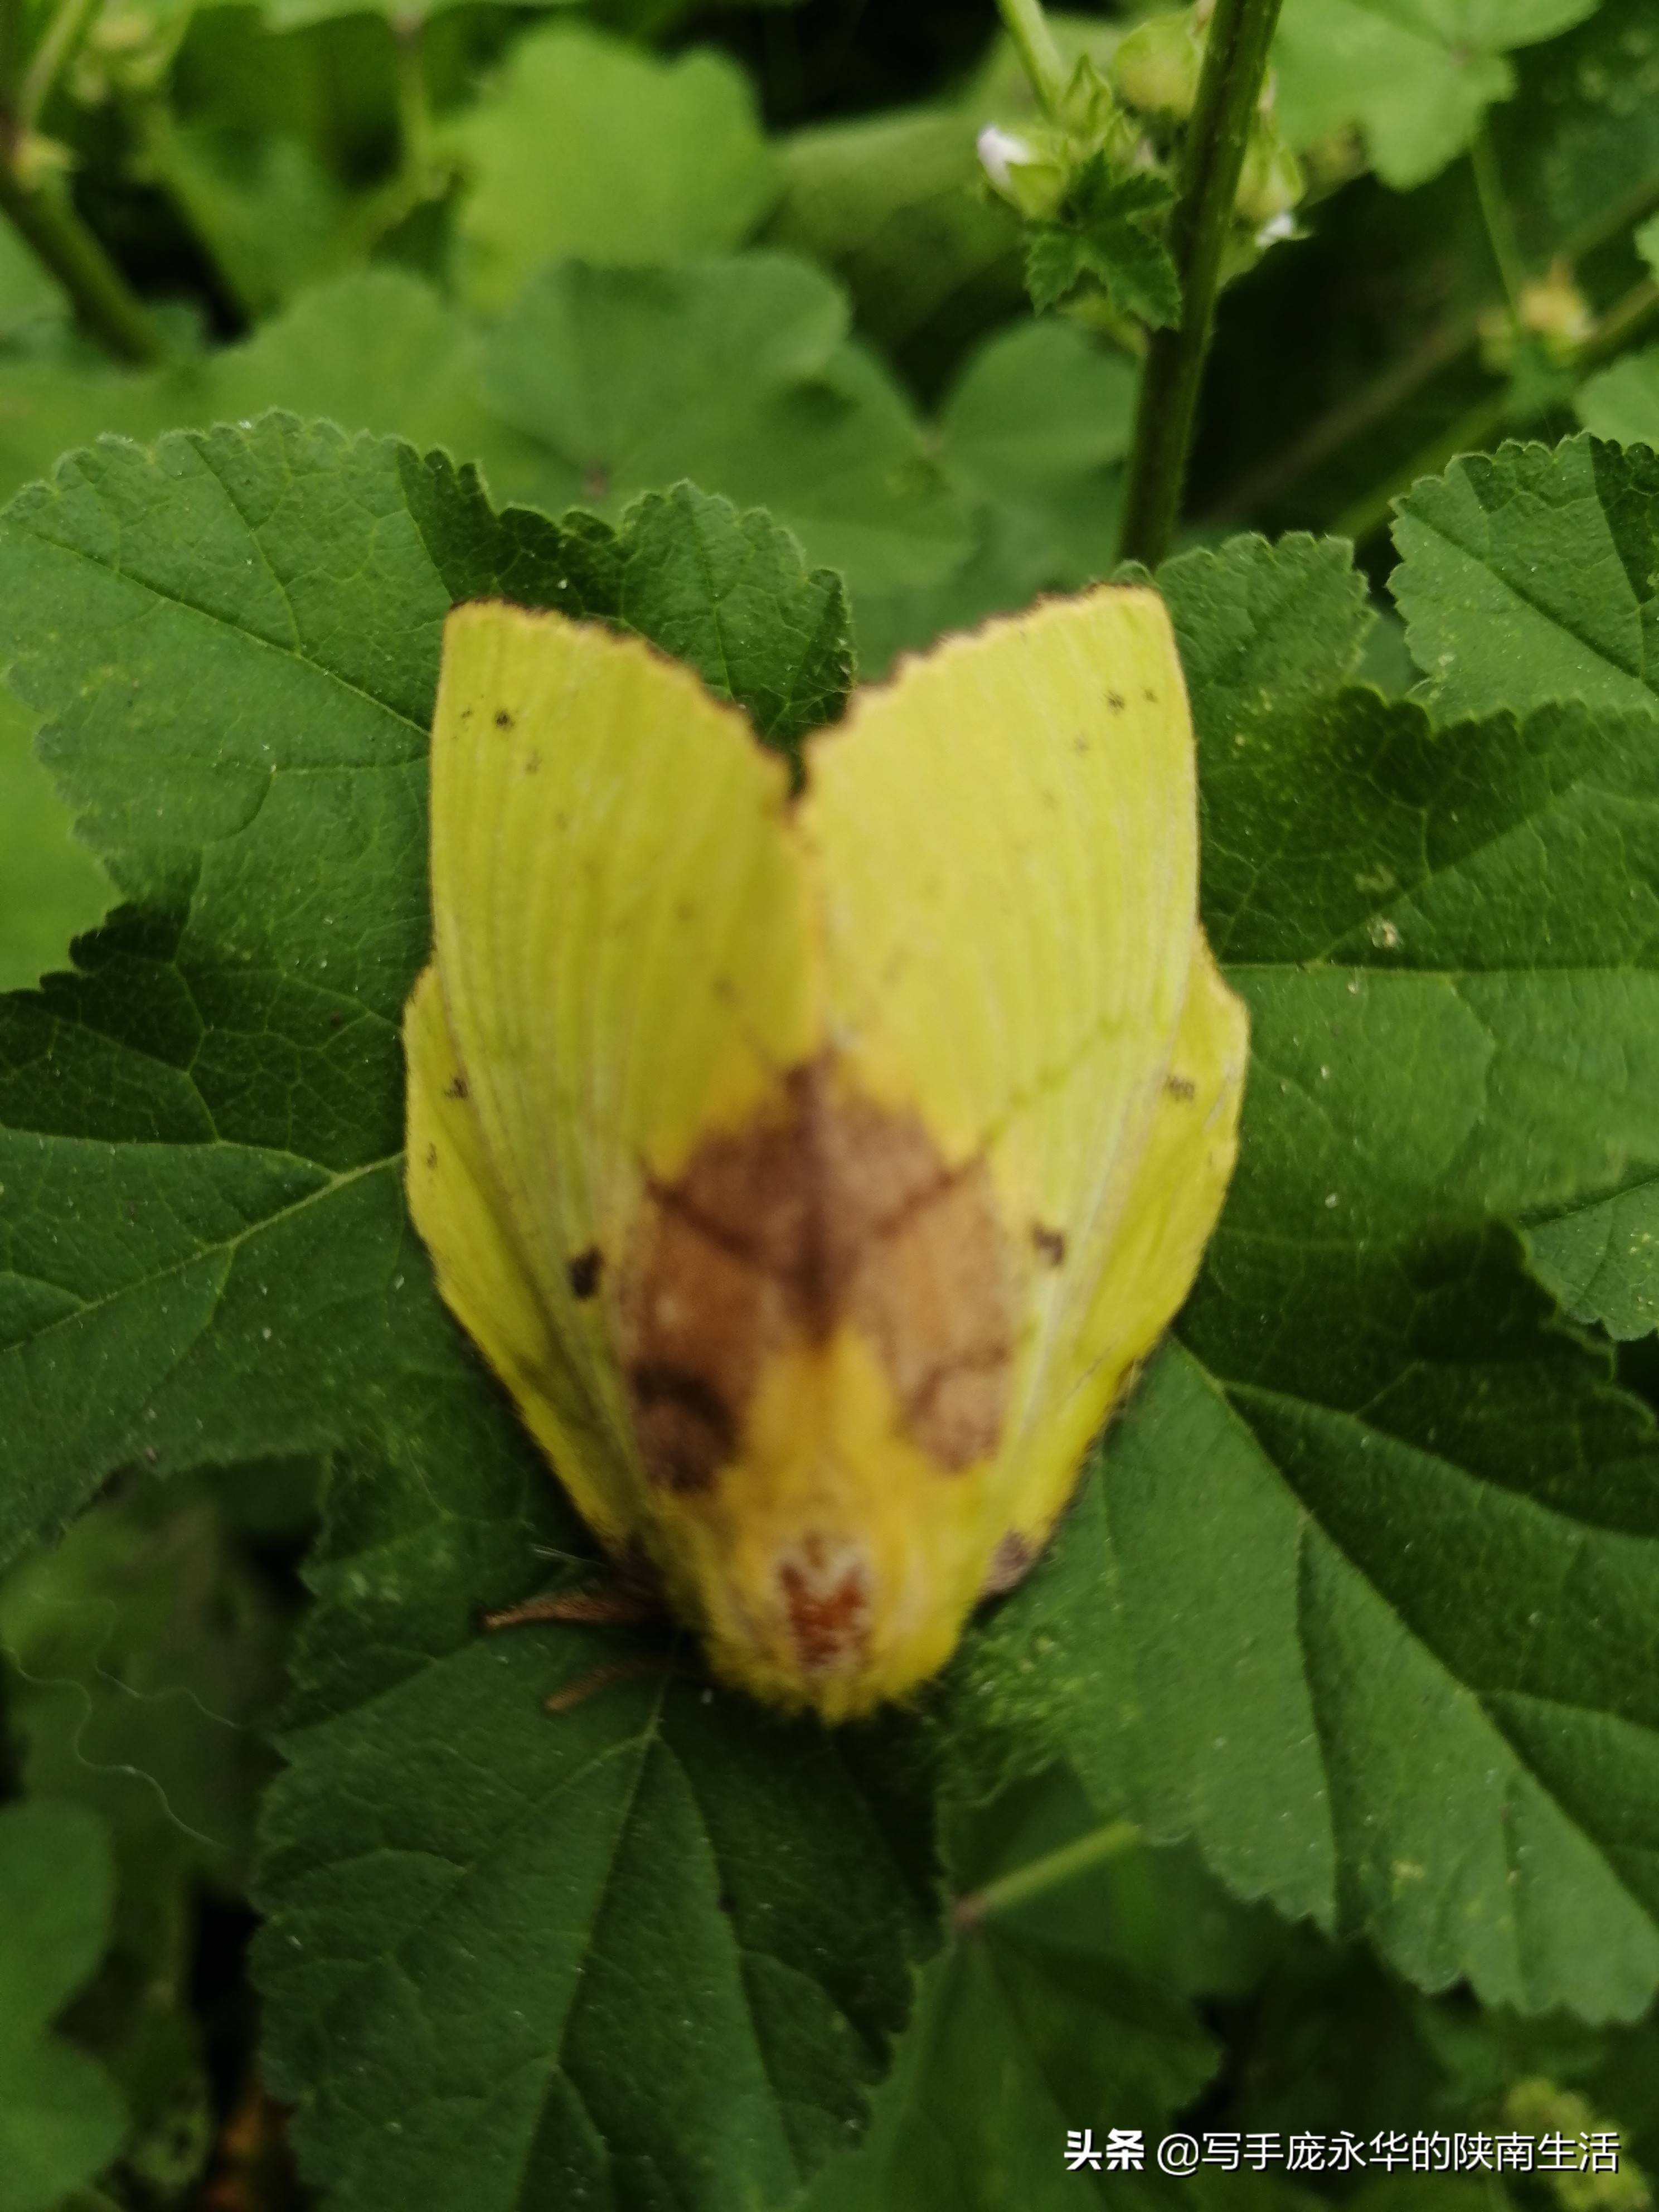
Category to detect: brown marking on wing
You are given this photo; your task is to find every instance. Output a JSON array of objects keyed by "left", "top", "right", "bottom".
[{"left": 617, "top": 1054, "right": 1016, "bottom": 1487}]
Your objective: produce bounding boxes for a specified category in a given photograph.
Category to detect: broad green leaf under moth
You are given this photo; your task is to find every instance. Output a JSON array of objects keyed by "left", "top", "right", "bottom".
[{"left": 405, "top": 589, "right": 1247, "bottom": 1717}]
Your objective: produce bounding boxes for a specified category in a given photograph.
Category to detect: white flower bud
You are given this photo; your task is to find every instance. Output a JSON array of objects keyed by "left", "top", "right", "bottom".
[{"left": 977, "top": 126, "right": 1037, "bottom": 196}]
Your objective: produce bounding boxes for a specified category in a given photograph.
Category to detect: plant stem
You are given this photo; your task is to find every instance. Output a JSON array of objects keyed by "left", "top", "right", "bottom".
[
  {"left": 1117, "top": 0, "right": 1286, "bottom": 569},
  {"left": 953, "top": 1820, "right": 1142, "bottom": 1928},
  {"left": 996, "top": 0, "right": 1066, "bottom": 118},
  {"left": 1469, "top": 123, "right": 1526, "bottom": 317},
  {"left": 18, "top": 0, "right": 97, "bottom": 132},
  {"left": 341, "top": 11, "right": 447, "bottom": 253},
  {"left": 0, "top": 142, "right": 158, "bottom": 360},
  {"left": 392, "top": 12, "right": 433, "bottom": 186}
]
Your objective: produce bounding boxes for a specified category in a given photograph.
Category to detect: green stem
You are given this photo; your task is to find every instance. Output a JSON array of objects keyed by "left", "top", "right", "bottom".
[
  {"left": 954, "top": 1821, "right": 1142, "bottom": 1928},
  {"left": 996, "top": 0, "right": 1066, "bottom": 118},
  {"left": 392, "top": 12, "right": 433, "bottom": 185},
  {"left": 18, "top": 0, "right": 98, "bottom": 131},
  {"left": 1117, "top": 0, "right": 1286, "bottom": 569},
  {"left": 337, "top": 11, "right": 447, "bottom": 254},
  {"left": 0, "top": 140, "right": 158, "bottom": 361},
  {"left": 1469, "top": 123, "right": 1526, "bottom": 317}
]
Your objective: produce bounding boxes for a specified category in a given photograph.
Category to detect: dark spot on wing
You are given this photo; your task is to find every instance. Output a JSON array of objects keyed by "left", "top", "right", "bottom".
[
  {"left": 979, "top": 1530, "right": 1036, "bottom": 1598},
  {"left": 1031, "top": 1223, "right": 1066, "bottom": 1267}
]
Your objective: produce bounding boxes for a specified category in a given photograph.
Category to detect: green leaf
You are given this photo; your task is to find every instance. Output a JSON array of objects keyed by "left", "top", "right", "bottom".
[
  {"left": 1177, "top": 525, "right": 1659, "bottom": 1336},
  {"left": 448, "top": 22, "right": 778, "bottom": 310},
  {"left": 1023, "top": 162, "right": 1179, "bottom": 326},
  {"left": 142, "top": 119, "right": 360, "bottom": 319},
  {"left": 258, "top": 0, "right": 574, "bottom": 34},
  {"left": 797, "top": 1939, "right": 1207, "bottom": 2212},
  {"left": 933, "top": 528, "right": 1659, "bottom": 2020},
  {"left": 0, "top": 221, "right": 64, "bottom": 345},
  {"left": 764, "top": 108, "right": 1023, "bottom": 372},
  {"left": 1577, "top": 349, "right": 1659, "bottom": 450},
  {"left": 1273, "top": 0, "right": 1600, "bottom": 189},
  {"left": 0, "top": 686, "right": 109, "bottom": 993},
  {"left": 854, "top": 316, "right": 1137, "bottom": 676},
  {"left": 0, "top": 269, "right": 536, "bottom": 519},
  {"left": 0, "top": 256, "right": 963, "bottom": 607},
  {"left": 1391, "top": 435, "right": 1659, "bottom": 727},
  {"left": 1, "top": 1473, "right": 287, "bottom": 1889},
  {"left": 950, "top": 1243, "right": 1659, "bottom": 2025},
  {"left": 0, "top": 1803, "right": 128, "bottom": 2212},
  {"left": 0, "top": 1471, "right": 288, "bottom": 2199},
  {"left": 478, "top": 254, "right": 972, "bottom": 596},
  {"left": 799, "top": 1770, "right": 1229, "bottom": 2212},
  {"left": 254, "top": 1440, "right": 936, "bottom": 2212},
  {"left": 1497, "top": 0, "right": 1659, "bottom": 254},
  {"left": 0, "top": 418, "right": 850, "bottom": 1572}
]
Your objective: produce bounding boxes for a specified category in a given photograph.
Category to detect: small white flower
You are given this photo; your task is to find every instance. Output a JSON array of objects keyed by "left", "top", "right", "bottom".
[
  {"left": 1255, "top": 210, "right": 1297, "bottom": 249},
  {"left": 977, "top": 124, "right": 1036, "bottom": 196}
]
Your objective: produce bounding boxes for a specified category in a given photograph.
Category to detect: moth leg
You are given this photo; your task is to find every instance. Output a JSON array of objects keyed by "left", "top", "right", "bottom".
[{"left": 481, "top": 1585, "right": 660, "bottom": 1632}]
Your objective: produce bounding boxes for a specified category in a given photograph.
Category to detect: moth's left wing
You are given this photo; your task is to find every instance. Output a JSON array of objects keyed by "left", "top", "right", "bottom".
[{"left": 406, "top": 604, "right": 813, "bottom": 1545}]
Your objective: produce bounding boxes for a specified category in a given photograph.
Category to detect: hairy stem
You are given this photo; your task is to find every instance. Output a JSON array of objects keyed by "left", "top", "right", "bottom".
[
  {"left": 1117, "top": 0, "right": 1286, "bottom": 569},
  {"left": 996, "top": 0, "right": 1066, "bottom": 118},
  {"left": 953, "top": 1820, "right": 1143, "bottom": 1928}
]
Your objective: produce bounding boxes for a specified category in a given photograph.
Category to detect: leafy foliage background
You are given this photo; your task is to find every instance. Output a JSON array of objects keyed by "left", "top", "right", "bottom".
[{"left": 5, "top": 2, "right": 1659, "bottom": 2209}]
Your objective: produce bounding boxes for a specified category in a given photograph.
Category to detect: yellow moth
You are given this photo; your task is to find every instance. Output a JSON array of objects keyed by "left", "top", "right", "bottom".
[{"left": 403, "top": 586, "right": 1246, "bottom": 1720}]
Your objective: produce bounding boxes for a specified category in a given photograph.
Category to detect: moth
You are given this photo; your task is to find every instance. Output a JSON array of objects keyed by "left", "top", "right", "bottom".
[{"left": 403, "top": 587, "right": 1246, "bottom": 1719}]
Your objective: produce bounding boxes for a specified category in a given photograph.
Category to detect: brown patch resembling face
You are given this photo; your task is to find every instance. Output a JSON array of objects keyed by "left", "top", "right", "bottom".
[
  {"left": 776, "top": 1533, "right": 872, "bottom": 1673},
  {"left": 615, "top": 1056, "right": 1016, "bottom": 1495}
]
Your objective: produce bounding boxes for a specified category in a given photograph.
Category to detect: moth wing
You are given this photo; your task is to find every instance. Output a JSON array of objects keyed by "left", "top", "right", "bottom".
[
  {"left": 405, "top": 962, "right": 627, "bottom": 1541},
  {"left": 408, "top": 604, "right": 813, "bottom": 1535},
  {"left": 801, "top": 587, "right": 1240, "bottom": 1528},
  {"left": 1012, "top": 930, "right": 1248, "bottom": 1535}
]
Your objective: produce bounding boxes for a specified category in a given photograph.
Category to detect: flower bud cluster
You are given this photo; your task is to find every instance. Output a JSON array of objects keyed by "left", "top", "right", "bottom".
[
  {"left": 976, "top": 2, "right": 1305, "bottom": 315},
  {"left": 1478, "top": 262, "right": 1593, "bottom": 373}
]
